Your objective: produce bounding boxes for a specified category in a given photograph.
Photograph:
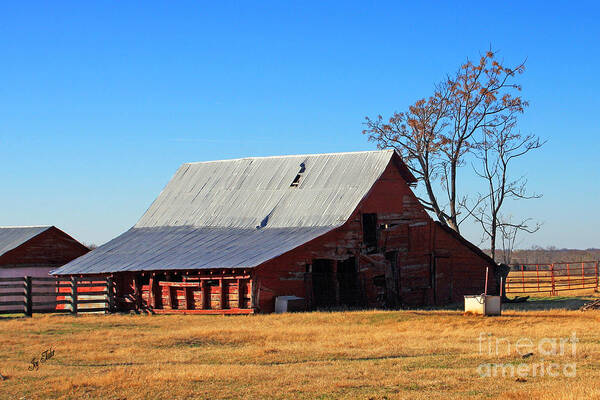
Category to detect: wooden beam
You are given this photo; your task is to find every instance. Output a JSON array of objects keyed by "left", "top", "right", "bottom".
[
  {"left": 133, "top": 275, "right": 142, "bottom": 311},
  {"left": 201, "top": 280, "right": 209, "bottom": 310},
  {"left": 148, "top": 274, "right": 155, "bottom": 309},
  {"left": 219, "top": 278, "right": 226, "bottom": 309},
  {"left": 24, "top": 276, "right": 32, "bottom": 317},
  {"left": 70, "top": 276, "right": 78, "bottom": 315},
  {"left": 237, "top": 278, "right": 243, "bottom": 309},
  {"left": 163, "top": 284, "right": 172, "bottom": 309}
]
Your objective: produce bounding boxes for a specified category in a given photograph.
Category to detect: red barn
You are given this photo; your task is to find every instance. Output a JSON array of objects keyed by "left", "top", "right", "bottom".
[
  {"left": 0, "top": 226, "right": 90, "bottom": 312},
  {"left": 0, "top": 226, "right": 89, "bottom": 279},
  {"left": 52, "top": 150, "right": 498, "bottom": 313}
]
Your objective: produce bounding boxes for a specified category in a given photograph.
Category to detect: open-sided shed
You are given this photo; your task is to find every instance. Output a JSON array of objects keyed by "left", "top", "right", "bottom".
[{"left": 52, "top": 150, "right": 498, "bottom": 313}]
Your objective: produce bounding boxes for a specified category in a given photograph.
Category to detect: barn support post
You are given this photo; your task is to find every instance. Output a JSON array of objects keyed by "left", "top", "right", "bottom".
[
  {"left": 304, "top": 264, "right": 313, "bottom": 310},
  {"left": 70, "top": 277, "right": 78, "bottom": 315},
  {"left": 237, "top": 278, "right": 243, "bottom": 309},
  {"left": 107, "top": 277, "right": 115, "bottom": 313},
  {"left": 219, "top": 278, "right": 226, "bottom": 309},
  {"left": 201, "top": 280, "right": 209, "bottom": 310},
  {"left": 24, "top": 276, "right": 32, "bottom": 317},
  {"left": 148, "top": 273, "right": 156, "bottom": 309},
  {"left": 250, "top": 279, "right": 256, "bottom": 310},
  {"left": 133, "top": 274, "right": 142, "bottom": 312}
]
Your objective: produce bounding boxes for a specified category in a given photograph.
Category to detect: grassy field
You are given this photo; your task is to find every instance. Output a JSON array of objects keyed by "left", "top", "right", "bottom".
[{"left": 2, "top": 301, "right": 600, "bottom": 399}]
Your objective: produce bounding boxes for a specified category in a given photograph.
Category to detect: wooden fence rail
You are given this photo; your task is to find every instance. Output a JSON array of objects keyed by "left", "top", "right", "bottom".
[
  {"left": 507, "top": 261, "right": 599, "bottom": 295},
  {"left": 0, "top": 276, "right": 112, "bottom": 316}
]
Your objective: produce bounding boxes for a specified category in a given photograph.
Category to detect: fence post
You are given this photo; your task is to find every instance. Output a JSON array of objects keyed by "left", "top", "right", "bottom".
[
  {"left": 25, "top": 276, "right": 32, "bottom": 317},
  {"left": 551, "top": 264, "right": 556, "bottom": 296},
  {"left": 596, "top": 261, "right": 599, "bottom": 291},
  {"left": 70, "top": 277, "right": 78, "bottom": 315}
]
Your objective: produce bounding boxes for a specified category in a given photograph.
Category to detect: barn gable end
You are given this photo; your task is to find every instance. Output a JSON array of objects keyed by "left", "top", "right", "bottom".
[{"left": 0, "top": 226, "right": 89, "bottom": 281}]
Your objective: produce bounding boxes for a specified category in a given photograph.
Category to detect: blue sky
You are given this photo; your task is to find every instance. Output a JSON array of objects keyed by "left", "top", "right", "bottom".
[{"left": 0, "top": 1, "right": 598, "bottom": 249}]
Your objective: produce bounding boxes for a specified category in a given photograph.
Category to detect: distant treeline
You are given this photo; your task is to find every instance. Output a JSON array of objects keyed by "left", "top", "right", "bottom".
[{"left": 485, "top": 248, "right": 600, "bottom": 265}]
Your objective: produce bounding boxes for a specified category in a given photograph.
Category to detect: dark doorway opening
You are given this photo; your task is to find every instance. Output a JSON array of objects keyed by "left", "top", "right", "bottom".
[
  {"left": 311, "top": 257, "right": 361, "bottom": 309},
  {"left": 312, "top": 259, "right": 336, "bottom": 308},
  {"left": 362, "top": 213, "right": 378, "bottom": 253},
  {"left": 385, "top": 251, "right": 400, "bottom": 307},
  {"left": 338, "top": 257, "right": 359, "bottom": 307}
]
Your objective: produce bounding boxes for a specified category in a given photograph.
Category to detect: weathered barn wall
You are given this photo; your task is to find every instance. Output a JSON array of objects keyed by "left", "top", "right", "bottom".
[
  {"left": 254, "top": 162, "right": 497, "bottom": 313},
  {"left": 0, "top": 227, "right": 89, "bottom": 267}
]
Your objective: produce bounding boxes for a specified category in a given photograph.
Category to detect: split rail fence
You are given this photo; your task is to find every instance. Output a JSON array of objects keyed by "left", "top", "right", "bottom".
[
  {"left": 506, "top": 261, "right": 599, "bottom": 295},
  {"left": 0, "top": 276, "right": 113, "bottom": 316}
]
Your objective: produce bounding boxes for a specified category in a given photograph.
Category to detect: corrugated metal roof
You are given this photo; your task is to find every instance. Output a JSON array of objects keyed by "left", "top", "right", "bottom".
[
  {"left": 53, "top": 150, "right": 398, "bottom": 275},
  {"left": 136, "top": 150, "right": 396, "bottom": 229},
  {"left": 0, "top": 226, "right": 52, "bottom": 257},
  {"left": 51, "top": 226, "right": 332, "bottom": 274}
]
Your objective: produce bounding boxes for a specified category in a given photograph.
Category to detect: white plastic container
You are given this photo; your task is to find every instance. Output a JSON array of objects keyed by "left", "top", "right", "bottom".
[
  {"left": 274, "top": 296, "right": 305, "bottom": 313},
  {"left": 464, "top": 295, "right": 502, "bottom": 316}
]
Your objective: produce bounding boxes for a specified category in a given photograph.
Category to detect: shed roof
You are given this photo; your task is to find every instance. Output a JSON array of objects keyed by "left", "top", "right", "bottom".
[
  {"left": 0, "top": 226, "right": 52, "bottom": 257},
  {"left": 53, "top": 150, "right": 409, "bottom": 275}
]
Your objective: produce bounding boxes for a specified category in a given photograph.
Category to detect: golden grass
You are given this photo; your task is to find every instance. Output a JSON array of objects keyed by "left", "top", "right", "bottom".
[{"left": 2, "top": 307, "right": 600, "bottom": 399}]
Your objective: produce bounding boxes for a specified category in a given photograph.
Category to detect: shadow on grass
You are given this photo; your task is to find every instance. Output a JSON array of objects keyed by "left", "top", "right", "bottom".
[{"left": 398, "top": 295, "right": 597, "bottom": 312}]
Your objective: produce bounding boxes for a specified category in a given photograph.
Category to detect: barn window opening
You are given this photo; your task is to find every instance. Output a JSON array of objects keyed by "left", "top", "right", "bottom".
[
  {"left": 290, "top": 162, "right": 306, "bottom": 187},
  {"left": 362, "top": 213, "right": 378, "bottom": 253}
]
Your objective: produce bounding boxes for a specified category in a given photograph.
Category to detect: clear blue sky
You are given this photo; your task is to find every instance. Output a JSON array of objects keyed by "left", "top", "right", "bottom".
[{"left": 1, "top": 2, "right": 598, "bottom": 249}]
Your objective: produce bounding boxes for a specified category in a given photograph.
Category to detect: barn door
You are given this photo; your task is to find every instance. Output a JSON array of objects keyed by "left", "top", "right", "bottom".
[
  {"left": 337, "top": 257, "right": 359, "bottom": 307},
  {"left": 311, "top": 259, "right": 336, "bottom": 308}
]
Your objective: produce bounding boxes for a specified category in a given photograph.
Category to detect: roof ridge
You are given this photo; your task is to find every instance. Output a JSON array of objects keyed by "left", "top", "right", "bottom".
[
  {"left": 184, "top": 149, "right": 394, "bottom": 165},
  {"left": 0, "top": 225, "right": 52, "bottom": 229}
]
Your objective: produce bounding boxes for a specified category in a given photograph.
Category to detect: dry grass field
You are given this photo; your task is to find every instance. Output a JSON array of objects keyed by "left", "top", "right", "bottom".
[{"left": 2, "top": 301, "right": 600, "bottom": 400}]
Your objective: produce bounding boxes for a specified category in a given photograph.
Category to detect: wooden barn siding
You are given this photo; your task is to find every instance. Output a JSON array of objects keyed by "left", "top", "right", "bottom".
[
  {"left": 431, "top": 223, "right": 498, "bottom": 303},
  {"left": 0, "top": 227, "right": 89, "bottom": 267},
  {"left": 254, "top": 163, "right": 430, "bottom": 312},
  {"left": 254, "top": 162, "right": 497, "bottom": 312}
]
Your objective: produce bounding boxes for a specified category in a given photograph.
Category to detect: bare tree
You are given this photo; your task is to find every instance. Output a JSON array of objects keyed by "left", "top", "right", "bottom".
[
  {"left": 497, "top": 215, "right": 538, "bottom": 264},
  {"left": 472, "top": 117, "right": 544, "bottom": 261},
  {"left": 364, "top": 50, "right": 527, "bottom": 233}
]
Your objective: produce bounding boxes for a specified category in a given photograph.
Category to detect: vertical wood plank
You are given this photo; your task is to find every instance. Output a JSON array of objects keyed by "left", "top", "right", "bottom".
[
  {"left": 237, "top": 278, "right": 243, "bottom": 309},
  {"left": 71, "top": 276, "right": 78, "bottom": 315},
  {"left": 219, "top": 278, "right": 225, "bottom": 309},
  {"left": 134, "top": 275, "right": 142, "bottom": 311},
  {"left": 148, "top": 275, "right": 155, "bottom": 309},
  {"left": 25, "top": 276, "right": 32, "bottom": 317},
  {"left": 201, "top": 280, "right": 209, "bottom": 309},
  {"left": 107, "top": 277, "right": 115, "bottom": 313}
]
